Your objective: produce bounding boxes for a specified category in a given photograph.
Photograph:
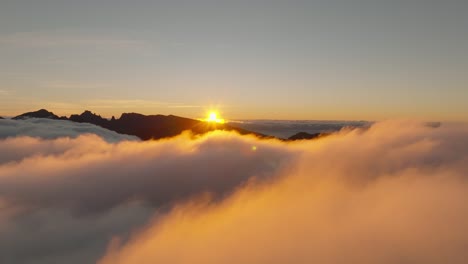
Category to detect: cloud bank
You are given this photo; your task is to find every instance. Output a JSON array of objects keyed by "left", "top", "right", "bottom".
[
  {"left": 0, "top": 128, "right": 292, "bottom": 263},
  {"left": 0, "top": 118, "right": 138, "bottom": 142},
  {"left": 1, "top": 120, "right": 468, "bottom": 264}
]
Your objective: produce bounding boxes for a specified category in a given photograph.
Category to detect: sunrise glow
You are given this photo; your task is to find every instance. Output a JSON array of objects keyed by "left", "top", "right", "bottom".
[{"left": 205, "top": 111, "right": 225, "bottom": 124}]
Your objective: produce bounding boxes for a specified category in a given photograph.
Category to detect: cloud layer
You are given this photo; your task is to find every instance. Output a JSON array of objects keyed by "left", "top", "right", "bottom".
[
  {"left": 0, "top": 127, "right": 292, "bottom": 263},
  {"left": 1, "top": 120, "right": 468, "bottom": 264},
  {"left": 0, "top": 118, "right": 138, "bottom": 142}
]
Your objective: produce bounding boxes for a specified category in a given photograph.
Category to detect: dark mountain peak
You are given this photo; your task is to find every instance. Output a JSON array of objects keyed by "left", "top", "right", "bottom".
[
  {"left": 13, "top": 109, "right": 59, "bottom": 120},
  {"left": 288, "top": 132, "right": 328, "bottom": 141},
  {"left": 119, "top": 112, "right": 146, "bottom": 120},
  {"left": 81, "top": 110, "right": 94, "bottom": 116},
  {"left": 119, "top": 112, "right": 171, "bottom": 119},
  {"left": 69, "top": 110, "right": 108, "bottom": 125},
  {"left": 78, "top": 110, "right": 103, "bottom": 119}
]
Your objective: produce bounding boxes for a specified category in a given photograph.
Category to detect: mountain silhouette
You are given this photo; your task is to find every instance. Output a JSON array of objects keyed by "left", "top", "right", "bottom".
[
  {"left": 13, "top": 109, "right": 62, "bottom": 120},
  {"left": 288, "top": 132, "right": 329, "bottom": 141},
  {"left": 13, "top": 109, "right": 262, "bottom": 140},
  {"left": 10, "top": 109, "right": 346, "bottom": 141}
]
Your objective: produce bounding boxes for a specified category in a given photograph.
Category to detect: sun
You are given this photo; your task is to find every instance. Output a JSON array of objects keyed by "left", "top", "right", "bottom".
[{"left": 205, "top": 111, "right": 225, "bottom": 124}]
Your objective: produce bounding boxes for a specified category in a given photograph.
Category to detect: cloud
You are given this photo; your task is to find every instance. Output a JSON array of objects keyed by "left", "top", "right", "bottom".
[
  {"left": 0, "top": 131, "right": 291, "bottom": 215},
  {"left": 0, "top": 127, "right": 292, "bottom": 263},
  {"left": 0, "top": 120, "right": 468, "bottom": 263},
  {"left": 97, "top": 120, "right": 468, "bottom": 264},
  {"left": 0, "top": 203, "right": 153, "bottom": 264},
  {"left": 0, "top": 118, "right": 138, "bottom": 142}
]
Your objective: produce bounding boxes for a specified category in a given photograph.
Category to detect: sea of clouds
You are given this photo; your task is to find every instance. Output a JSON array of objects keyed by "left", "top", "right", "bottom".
[
  {"left": 0, "top": 118, "right": 138, "bottom": 142},
  {"left": 1, "top": 119, "right": 467, "bottom": 264},
  {"left": 229, "top": 120, "right": 369, "bottom": 138}
]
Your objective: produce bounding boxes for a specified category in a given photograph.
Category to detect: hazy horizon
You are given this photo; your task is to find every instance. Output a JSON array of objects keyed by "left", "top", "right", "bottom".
[{"left": 0, "top": 107, "right": 459, "bottom": 123}]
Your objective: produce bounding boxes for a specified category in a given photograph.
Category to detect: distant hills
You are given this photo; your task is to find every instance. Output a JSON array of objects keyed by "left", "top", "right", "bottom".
[
  {"left": 288, "top": 132, "right": 329, "bottom": 141},
  {"left": 9, "top": 109, "right": 263, "bottom": 140},
  {"left": 13, "top": 109, "right": 66, "bottom": 120}
]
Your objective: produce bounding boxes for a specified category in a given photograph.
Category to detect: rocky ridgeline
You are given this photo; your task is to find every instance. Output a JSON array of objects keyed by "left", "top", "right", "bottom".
[{"left": 9, "top": 109, "right": 263, "bottom": 140}]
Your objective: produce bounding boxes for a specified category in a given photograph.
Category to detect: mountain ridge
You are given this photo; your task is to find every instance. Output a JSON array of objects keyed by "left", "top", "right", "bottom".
[
  {"left": 288, "top": 132, "right": 330, "bottom": 141},
  {"left": 10, "top": 109, "right": 264, "bottom": 140},
  {"left": 13, "top": 109, "right": 65, "bottom": 120}
]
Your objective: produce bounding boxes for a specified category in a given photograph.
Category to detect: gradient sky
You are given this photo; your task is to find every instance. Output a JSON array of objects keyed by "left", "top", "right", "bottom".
[{"left": 0, "top": 0, "right": 467, "bottom": 121}]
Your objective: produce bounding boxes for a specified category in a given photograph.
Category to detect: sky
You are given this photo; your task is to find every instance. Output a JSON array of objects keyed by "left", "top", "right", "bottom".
[{"left": 0, "top": 0, "right": 467, "bottom": 121}]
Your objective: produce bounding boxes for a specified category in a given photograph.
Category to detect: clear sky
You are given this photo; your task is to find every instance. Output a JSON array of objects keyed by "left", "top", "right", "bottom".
[{"left": 0, "top": 0, "right": 467, "bottom": 121}]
